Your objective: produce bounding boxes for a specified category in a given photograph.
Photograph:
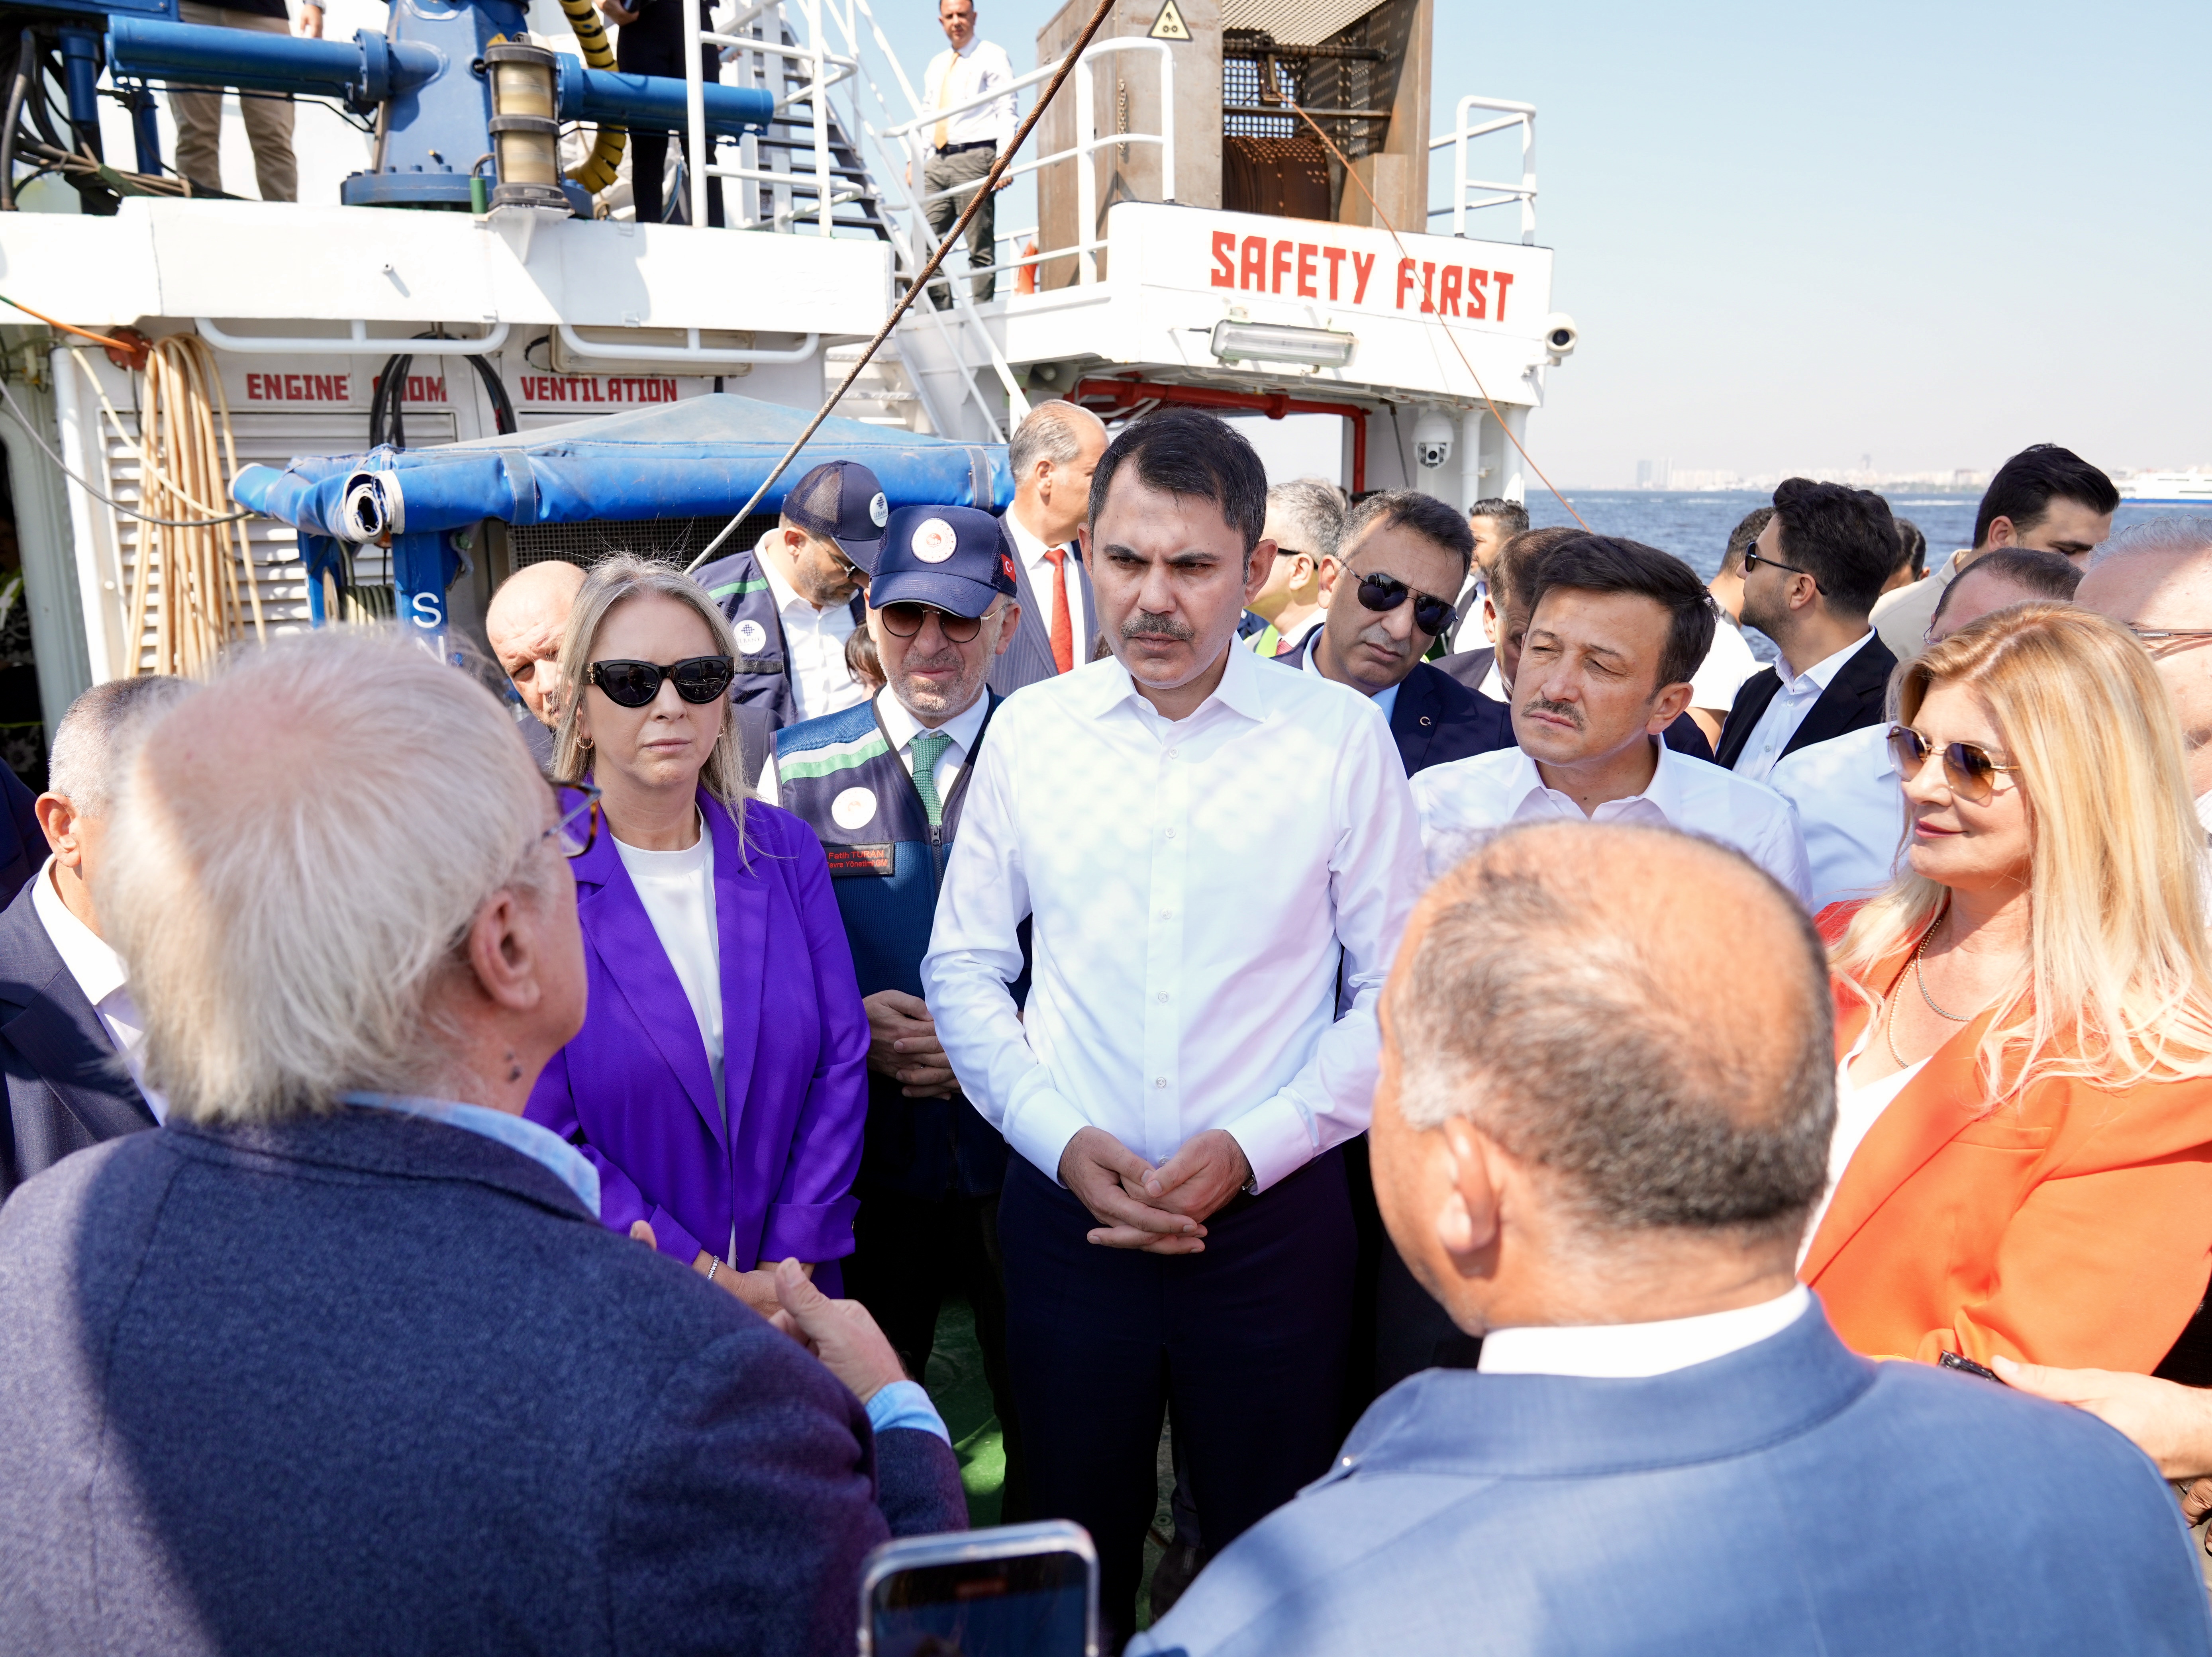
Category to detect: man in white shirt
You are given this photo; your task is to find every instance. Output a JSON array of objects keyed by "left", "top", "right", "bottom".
[
  {"left": 694, "top": 457, "right": 883, "bottom": 783},
  {"left": 1415, "top": 534, "right": 1811, "bottom": 905},
  {"left": 2076, "top": 518, "right": 2212, "bottom": 827},
  {"left": 1772, "top": 547, "right": 2083, "bottom": 912},
  {"left": 1715, "top": 479, "right": 1901, "bottom": 780},
  {"left": 920, "top": 0, "right": 1016, "bottom": 304},
  {"left": 1871, "top": 442, "right": 2118, "bottom": 663},
  {"left": 1134, "top": 821, "right": 2208, "bottom": 1657},
  {"left": 1242, "top": 477, "right": 1341, "bottom": 659},
  {"left": 0, "top": 675, "right": 190, "bottom": 1198},
  {"left": 994, "top": 400, "right": 1106, "bottom": 690},
  {"left": 923, "top": 408, "right": 1424, "bottom": 1643},
  {"left": 1441, "top": 497, "right": 1527, "bottom": 654}
]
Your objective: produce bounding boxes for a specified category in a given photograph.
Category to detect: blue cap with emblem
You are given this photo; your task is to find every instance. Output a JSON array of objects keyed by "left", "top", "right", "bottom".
[
  {"left": 779, "top": 459, "right": 889, "bottom": 573},
  {"left": 869, "top": 505, "right": 1020, "bottom": 619}
]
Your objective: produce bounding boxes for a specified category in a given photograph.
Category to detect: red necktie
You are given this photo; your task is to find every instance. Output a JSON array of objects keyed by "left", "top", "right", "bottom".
[{"left": 1044, "top": 545, "right": 1074, "bottom": 674}]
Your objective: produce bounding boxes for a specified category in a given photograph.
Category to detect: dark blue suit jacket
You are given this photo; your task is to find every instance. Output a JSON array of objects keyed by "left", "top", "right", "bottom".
[
  {"left": 0, "top": 1107, "right": 966, "bottom": 1655},
  {"left": 1135, "top": 1304, "right": 2212, "bottom": 1656},
  {"left": 1275, "top": 637, "right": 1513, "bottom": 777},
  {"left": 0, "top": 764, "right": 39, "bottom": 909},
  {"left": 0, "top": 874, "right": 154, "bottom": 1201}
]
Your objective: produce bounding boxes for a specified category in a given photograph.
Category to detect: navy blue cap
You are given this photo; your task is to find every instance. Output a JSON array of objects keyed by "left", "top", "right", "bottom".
[
  {"left": 780, "top": 459, "right": 889, "bottom": 572},
  {"left": 869, "top": 505, "right": 1020, "bottom": 618}
]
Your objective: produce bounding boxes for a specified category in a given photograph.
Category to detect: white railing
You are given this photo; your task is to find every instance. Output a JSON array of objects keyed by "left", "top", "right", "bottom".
[{"left": 1428, "top": 94, "right": 1535, "bottom": 244}]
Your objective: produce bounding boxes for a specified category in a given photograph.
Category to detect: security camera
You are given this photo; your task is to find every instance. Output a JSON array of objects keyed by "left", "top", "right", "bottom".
[
  {"left": 1411, "top": 409, "right": 1454, "bottom": 470},
  {"left": 1542, "top": 313, "right": 1579, "bottom": 366}
]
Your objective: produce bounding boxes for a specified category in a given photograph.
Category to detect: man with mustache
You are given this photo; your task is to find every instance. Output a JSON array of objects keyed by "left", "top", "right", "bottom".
[
  {"left": 761, "top": 503, "right": 1029, "bottom": 1515},
  {"left": 924, "top": 408, "right": 1425, "bottom": 1646},
  {"left": 1288, "top": 490, "right": 1512, "bottom": 776},
  {"left": 1414, "top": 534, "right": 1810, "bottom": 905}
]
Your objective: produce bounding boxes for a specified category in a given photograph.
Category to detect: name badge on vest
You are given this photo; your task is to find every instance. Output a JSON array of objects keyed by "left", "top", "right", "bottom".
[{"left": 824, "top": 843, "right": 896, "bottom": 878}]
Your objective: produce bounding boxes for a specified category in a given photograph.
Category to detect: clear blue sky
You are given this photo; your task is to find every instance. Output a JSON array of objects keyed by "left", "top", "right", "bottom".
[{"left": 865, "top": 0, "right": 2210, "bottom": 487}]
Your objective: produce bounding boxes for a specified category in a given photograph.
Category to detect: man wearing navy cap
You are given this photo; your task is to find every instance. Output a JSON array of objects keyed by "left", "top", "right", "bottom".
[
  {"left": 761, "top": 503, "right": 1031, "bottom": 1516},
  {"left": 692, "top": 458, "right": 888, "bottom": 783}
]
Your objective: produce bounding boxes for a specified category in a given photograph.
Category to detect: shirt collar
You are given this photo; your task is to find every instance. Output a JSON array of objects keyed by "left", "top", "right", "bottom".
[
  {"left": 1506, "top": 737, "right": 1676, "bottom": 819},
  {"left": 1002, "top": 507, "right": 1058, "bottom": 571},
  {"left": 1478, "top": 1285, "right": 1813, "bottom": 1379},
  {"left": 30, "top": 856, "right": 127, "bottom": 1009},
  {"left": 1073, "top": 634, "right": 1270, "bottom": 726},
  {"left": 339, "top": 1092, "right": 601, "bottom": 1218},
  {"left": 876, "top": 683, "right": 989, "bottom": 758},
  {"left": 1778, "top": 629, "right": 1870, "bottom": 692}
]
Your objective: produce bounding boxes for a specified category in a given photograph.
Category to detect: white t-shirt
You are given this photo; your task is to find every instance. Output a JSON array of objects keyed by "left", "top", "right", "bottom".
[
  {"left": 1690, "top": 619, "right": 1761, "bottom": 712},
  {"left": 616, "top": 817, "right": 725, "bottom": 1116}
]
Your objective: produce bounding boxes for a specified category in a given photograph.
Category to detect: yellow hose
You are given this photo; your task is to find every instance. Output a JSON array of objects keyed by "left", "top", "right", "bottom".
[{"left": 557, "top": 0, "right": 626, "bottom": 197}]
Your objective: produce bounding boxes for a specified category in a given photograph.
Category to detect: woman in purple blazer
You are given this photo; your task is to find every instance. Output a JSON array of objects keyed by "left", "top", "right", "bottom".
[{"left": 526, "top": 555, "right": 869, "bottom": 1307}]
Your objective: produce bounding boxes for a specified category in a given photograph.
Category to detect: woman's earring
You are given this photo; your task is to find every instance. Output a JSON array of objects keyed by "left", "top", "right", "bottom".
[{"left": 578, "top": 733, "right": 594, "bottom": 750}]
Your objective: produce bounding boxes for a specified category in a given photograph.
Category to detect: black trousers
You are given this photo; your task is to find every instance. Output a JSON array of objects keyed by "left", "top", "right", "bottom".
[
  {"left": 843, "top": 1187, "right": 1026, "bottom": 1521},
  {"left": 620, "top": 44, "right": 726, "bottom": 227},
  {"left": 1000, "top": 1148, "right": 1354, "bottom": 1646}
]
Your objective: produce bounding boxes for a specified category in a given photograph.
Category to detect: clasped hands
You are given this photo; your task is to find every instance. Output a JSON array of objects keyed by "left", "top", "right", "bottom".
[
  {"left": 864, "top": 989, "right": 959, "bottom": 1099},
  {"left": 1059, "top": 1125, "right": 1249, "bottom": 1254}
]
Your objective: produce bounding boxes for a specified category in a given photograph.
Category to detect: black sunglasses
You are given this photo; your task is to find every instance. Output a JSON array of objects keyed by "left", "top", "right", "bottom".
[
  {"left": 877, "top": 601, "right": 984, "bottom": 643},
  {"left": 1743, "top": 546, "right": 1822, "bottom": 591},
  {"left": 1355, "top": 570, "right": 1457, "bottom": 636},
  {"left": 589, "top": 656, "right": 736, "bottom": 708},
  {"left": 1887, "top": 723, "right": 2021, "bottom": 805}
]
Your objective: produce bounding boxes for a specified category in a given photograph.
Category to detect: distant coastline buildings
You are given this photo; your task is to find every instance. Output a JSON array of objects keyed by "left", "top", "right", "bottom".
[{"left": 1634, "top": 460, "right": 1991, "bottom": 494}]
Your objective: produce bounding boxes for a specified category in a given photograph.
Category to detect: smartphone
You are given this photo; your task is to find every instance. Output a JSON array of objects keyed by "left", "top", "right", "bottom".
[
  {"left": 1938, "top": 1350, "right": 2005, "bottom": 1384},
  {"left": 859, "top": 1520, "right": 1098, "bottom": 1657}
]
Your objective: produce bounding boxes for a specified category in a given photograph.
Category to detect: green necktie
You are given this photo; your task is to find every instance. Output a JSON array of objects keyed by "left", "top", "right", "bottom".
[{"left": 911, "top": 732, "right": 952, "bottom": 827}]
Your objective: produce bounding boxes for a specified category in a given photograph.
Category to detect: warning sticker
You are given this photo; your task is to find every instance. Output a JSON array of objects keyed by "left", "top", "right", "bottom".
[{"left": 1149, "top": 0, "right": 1190, "bottom": 40}]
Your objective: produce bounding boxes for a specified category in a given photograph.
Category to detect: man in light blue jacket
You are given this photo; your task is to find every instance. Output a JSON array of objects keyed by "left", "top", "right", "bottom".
[{"left": 1137, "top": 819, "right": 2212, "bottom": 1657}]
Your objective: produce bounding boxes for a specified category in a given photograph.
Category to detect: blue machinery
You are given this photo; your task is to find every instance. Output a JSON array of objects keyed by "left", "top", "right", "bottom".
[{"left": 6, "top": 0, "right": 773, "bottom": 213}]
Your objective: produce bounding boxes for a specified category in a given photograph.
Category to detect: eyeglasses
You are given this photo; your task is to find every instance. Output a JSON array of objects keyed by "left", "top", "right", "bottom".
[
  {"left": 588, "top": 656, "right": 736, "bottom": 708},
  {"left": 1354, "top": 570, "right": 1457, "bottom": 636},
  {"left": 876, "top": 601, "right": 984, "bottom": 643},
  {"left": 2126, "top": 625, "right": 2212, "bottom": 660},
  {"left": 544, "top": 781, "right": 602, "bottom": 859},
  {"left": 1886, "top": 723, "right": 2022, "bottom": 805},
  {"left": 1742, "top": 546, "right": 1821, "bottom": 590}
]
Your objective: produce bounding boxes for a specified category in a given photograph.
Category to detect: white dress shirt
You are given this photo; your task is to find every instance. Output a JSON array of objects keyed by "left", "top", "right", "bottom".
[
  {"left": 923, "top": 37, "right": 1017, "bottom": 150},
  {"left": 1303, "top": 639, "right": 1400, "bottom": 725},
  {"left": 1769, "top": 724, "right": 1907, "bottom": 912},
  {"left": 758, "top": 549, "right": 866, "bottom": 724},
  {"left": 1689, "top": 618, "right": 1761, "bottom": 712},
  {"left": 615, "top": 819, "right": 724, "bottom": 1116},
  {"left": 922, "top": 642, "right": 1424, "bottom": 1192},
  {"left": 1730, "top": 631, "right": 1873, "bottom": 781},
  {"left": 1411, "top": 738, "right": 1813, "bottom": 905},
  {"left": 1476, "top": 658, "right": 1506, "bottom": 704},
  {"left": 1004, "top": 509, "right": 1087, "bottom": 662},
  {"left": 758, "top": 686, "right": 990, "bottom": 807},
  {"left": 30, "top": 856, "right": 161, "bottom": 1120},
  {"left": 1479, "top": 1285, "right": 1813, "bottom": 1377}
]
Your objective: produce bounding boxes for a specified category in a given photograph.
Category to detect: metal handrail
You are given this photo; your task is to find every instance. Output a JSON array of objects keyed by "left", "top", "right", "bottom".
[{"left": 1428, "top": 93, "right": 1536, "bottom": 244}]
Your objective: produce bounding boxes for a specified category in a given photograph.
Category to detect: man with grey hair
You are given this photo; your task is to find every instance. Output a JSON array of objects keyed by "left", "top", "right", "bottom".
[
  {"left": 0, "top": 632, "right": 966, "bottom": 1653},
  {"left": 1244, "top": 478, "right": 1341, "bottom": 659},
  {"left": 2078, "top": 517, "right": 2212, "bottom": 821},
  {"left": 0, "top": 674, "right": 190, "bottom": 1199},
  {"left": 994, "top": 398, "right": 1108, "bottom": 690},
  {"left": 1135, "top": 821, "right": 2212, "bottom": 1656}
]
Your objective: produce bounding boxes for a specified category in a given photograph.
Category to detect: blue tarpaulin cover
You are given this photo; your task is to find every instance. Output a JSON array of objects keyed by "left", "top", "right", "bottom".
[{"left": 230, "top": 394, "right": 1013, "bottom": 541}]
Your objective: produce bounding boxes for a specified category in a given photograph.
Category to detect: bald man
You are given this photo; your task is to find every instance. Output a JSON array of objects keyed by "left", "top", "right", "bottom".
[
  {"left": 1135, "top": 824, "right": 2211, "bottom": 1657},
  {"left": 2077, "top": 519, "right": 2212, "bottom": 820},
  {"left": 485, "top": 560, "right": 586, "bottom": 772}
]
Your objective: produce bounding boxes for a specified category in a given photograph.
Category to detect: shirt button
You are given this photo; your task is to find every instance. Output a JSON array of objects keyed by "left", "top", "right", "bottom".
[
  {"left": 1159, "top": 909, "right": 1173, "bottom": 919},
  {"left": 1165, "top": 828, "right": 1177, "bottom": 839},
  {"left": 1154, "top": 1077, "right": 1168, "bottom": 1089},
  {"left": 1157, "top": 992, "right": 1170, "bottom": 1003},
  {"left": 1166, "top": 748, "right": 1179, "bottom": 759}
]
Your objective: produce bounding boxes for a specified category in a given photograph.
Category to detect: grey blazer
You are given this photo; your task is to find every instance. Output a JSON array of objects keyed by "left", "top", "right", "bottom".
[{"left": 988, "top": 515, "right": 1101, "bottom": 696}]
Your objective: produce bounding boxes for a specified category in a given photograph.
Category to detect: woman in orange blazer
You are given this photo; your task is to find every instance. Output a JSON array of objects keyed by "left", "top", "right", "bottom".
[{"left": 1803, "top": 603, "right": 2212, "bottom": 1372}]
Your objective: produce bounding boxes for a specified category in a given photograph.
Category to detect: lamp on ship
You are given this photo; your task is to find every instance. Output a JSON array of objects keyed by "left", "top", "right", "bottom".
[
  {"left": 484, "top": 41, "right": 570, "bottom": 213},
  {"left": 1208, "top": 319, "right": 1357, "bottom": 370}
]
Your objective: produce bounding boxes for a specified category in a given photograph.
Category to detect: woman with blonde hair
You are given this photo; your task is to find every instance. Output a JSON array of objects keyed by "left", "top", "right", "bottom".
[
  {"left": 524, "top": 555, "right": 869, "bottom": 1308},
  {"left": 1803, "top": 601, "right": 2212, "bottom": 1371}
]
